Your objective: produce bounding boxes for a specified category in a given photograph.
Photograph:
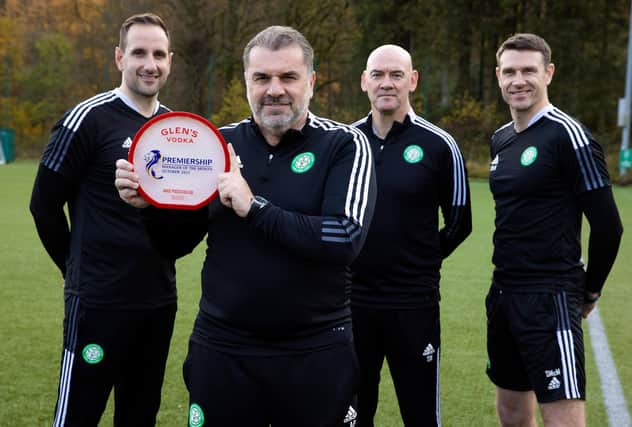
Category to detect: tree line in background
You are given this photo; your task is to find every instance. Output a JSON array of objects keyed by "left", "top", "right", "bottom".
[{"left": 1, "top": 0, "right": 630, "bottom": 177}]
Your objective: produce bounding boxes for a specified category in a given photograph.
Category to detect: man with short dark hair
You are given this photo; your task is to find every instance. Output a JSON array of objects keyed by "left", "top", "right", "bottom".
[
  {"left": 350, "top": 44, "right": 472, "bottom": 427},
  {"left": 115, "top": 25, "right": 376, "bottom": 426},
  {"left": 30, "top": 13, "right": 177, "bottom": 426},
  {"left": 487, "top": 33, "right": 623, "bottom": 427}
]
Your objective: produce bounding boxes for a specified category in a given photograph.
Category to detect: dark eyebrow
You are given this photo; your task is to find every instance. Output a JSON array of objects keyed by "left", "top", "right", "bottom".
[{"left": 502, "top": 65, "right": 538, "bottom": 73}]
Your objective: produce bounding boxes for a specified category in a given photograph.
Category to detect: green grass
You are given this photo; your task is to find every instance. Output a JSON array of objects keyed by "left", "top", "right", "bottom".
[{"left": 1, "top": 161, "right": 630, "bottom": 426}]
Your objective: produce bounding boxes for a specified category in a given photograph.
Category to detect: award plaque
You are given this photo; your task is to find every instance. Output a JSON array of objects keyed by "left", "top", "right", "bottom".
[{"left": 128, "top": 111, "right": 229, "bottom": 209}]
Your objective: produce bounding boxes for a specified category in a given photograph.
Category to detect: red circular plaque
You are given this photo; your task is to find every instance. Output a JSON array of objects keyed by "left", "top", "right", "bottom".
[{"left": 129, "top": 111, "right": 229, "bottom": 210}]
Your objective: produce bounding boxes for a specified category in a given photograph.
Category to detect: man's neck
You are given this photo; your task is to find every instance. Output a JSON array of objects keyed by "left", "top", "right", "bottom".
[
  {"left": 260, "top": 128, "right": 282, "bottom": 147},
  {"left": 258, "top": 113, "right": 308, "bottom": 147},
  {"left": 372, "top": 108, "right": 408, "bottom": 139},
  {"left": 511, "top": 101, "right": 550, "bottom": 133},
  {"left": 118, "top": 86, "right": 158, "bottom": 118}
]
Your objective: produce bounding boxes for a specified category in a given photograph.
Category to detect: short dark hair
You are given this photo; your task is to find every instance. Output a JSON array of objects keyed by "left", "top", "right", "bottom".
[
  {"left": 496, "top": 33, "right": 551, "bottom": 65},
  {"left": 119, "top": 13, "right": 170, "bottom": 52},
  {"left": 243, "top": 26, "right": 314, "bottom": 73}
]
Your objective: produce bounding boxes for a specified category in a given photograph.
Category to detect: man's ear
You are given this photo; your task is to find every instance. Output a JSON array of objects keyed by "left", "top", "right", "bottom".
[
  {"left": 115, "top": 46, "right": 124, "bottom": 71},
  {"left": 545, "top": 62, "right": 555, "bottom": 85},
  {"left": 409, "top": 69, "right": 419, "bottom": 92}
]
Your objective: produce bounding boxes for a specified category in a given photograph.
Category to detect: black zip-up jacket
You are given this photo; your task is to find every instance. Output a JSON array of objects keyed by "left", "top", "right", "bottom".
[
  {"left": 142, "top": 113, "right": 376, "bottom": 353},
  {"left": 350, "top": 111, "right": 472, "bottom": 309},
  {"left": 30, "top": 90, "right": 176, "bottom": 310}
]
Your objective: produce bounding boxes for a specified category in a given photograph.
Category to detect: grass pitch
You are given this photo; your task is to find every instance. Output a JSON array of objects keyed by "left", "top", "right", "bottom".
[{"left": 0, "top": 161, "right": 629, "bottom": 426}]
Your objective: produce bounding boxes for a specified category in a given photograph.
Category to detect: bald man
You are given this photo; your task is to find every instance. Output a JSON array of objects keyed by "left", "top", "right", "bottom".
[{"left": 349, "top": 45, "right": 472, "bottom": 426}]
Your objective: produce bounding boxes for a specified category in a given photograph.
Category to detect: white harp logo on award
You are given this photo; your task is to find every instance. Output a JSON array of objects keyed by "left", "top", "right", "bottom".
[
  {"left": 122, "top": 137, "right": 132, "bottom": 149},
  {"left": 144, "top": 149, "right": 164, "bottom": 180},
  {"left": 490, "top": 155, "right": 499, "bottom": 172}
]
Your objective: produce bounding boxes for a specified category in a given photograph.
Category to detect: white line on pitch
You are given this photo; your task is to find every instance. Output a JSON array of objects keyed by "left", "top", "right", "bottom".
[{"left": 587, "top": 306, "right": 632, "bottom": 427}]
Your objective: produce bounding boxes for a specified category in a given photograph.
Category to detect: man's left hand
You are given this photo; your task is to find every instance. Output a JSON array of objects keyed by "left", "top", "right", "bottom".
[{"left": 217, "top": 143, "right": 253, "bottom": 218}]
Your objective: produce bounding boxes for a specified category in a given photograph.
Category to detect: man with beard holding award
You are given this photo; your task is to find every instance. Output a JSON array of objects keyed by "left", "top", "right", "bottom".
[
  {"left": 115, "top": 26, "right": 376, "bottom": 426},
  {"left": 30, "top": 13, "right": 177, "bottom": 426}
]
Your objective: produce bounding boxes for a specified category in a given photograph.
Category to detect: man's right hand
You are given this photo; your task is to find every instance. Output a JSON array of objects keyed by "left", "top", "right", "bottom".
[{"left": 114, "top": 159, "right": 150, "bottom": 208}]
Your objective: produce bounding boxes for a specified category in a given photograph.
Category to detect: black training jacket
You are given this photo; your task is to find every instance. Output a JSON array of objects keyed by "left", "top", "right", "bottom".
[
  {"left": 350, "top": 111, "right": 472, "bottom": 309},
  {"left": 30, "top": 90, "right": 177, "bottom": 310},
  {"left": 142, "top": 113, "right": 376, "bottom": 353}
]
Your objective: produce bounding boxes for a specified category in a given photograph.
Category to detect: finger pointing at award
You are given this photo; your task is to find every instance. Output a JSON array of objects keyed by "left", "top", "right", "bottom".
[
  {"left": 217, "top": 143, "right": 253, "bottom": 217},
  {"left": 225, "top": 143, "right": 240, "bottom": 173}
]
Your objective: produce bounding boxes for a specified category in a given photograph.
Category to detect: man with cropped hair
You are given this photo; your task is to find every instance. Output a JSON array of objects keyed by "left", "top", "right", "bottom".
[
  {"left": 30, "top": 13, "right": 177, "bottom": 426},
  {"left": 486, "top": 33, "right": 622, "bottom": 427}
]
